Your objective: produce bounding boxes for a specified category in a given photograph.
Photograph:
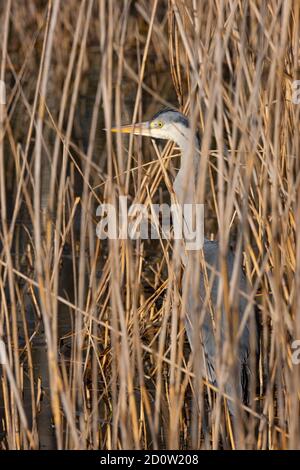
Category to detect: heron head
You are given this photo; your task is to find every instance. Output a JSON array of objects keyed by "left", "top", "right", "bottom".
[{"left": 110, "top": 108, "right": 192, "bottom": 146}]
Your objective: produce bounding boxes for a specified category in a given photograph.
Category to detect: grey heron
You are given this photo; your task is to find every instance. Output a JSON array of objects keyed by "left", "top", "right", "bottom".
[{"left": 110, "top": 108, "right": 257, "bottom": 417}]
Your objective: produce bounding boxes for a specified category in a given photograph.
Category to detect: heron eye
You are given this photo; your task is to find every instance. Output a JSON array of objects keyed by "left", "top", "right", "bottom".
[{"left": 157, "top": 121, "right": 163, "bottom": 128}]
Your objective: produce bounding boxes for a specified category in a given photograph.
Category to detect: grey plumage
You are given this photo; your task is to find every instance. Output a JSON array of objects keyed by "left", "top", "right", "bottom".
[{"left": 183, "top": 240, "right": 252, "bottom": 414}]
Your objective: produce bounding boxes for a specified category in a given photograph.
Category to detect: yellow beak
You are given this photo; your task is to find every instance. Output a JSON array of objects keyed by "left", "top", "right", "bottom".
[{"left": 110, "top": 121, "right": 153, "bottom": 137}]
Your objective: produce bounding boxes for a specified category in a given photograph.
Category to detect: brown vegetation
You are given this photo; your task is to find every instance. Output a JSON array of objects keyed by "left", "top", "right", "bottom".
[{"left": 0, "top": 0, "right": 299, "bottom": 449}]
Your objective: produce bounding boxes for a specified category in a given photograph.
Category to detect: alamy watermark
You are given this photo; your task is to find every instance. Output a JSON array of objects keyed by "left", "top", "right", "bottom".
[
  {"left": 291, "top": 340, "right": 300, "bottom": 365},
  {"left": 96, "top": 196, "right": 204, "bottom": 250},
  {"left": 0, "top": 339, "right": 7, "bottom": 365},
  {"left": 292, "top": 80, "right": 300, "bottom": 104},
  {"left": 0, "top": 79, "right": 6, "bottom": 105}
]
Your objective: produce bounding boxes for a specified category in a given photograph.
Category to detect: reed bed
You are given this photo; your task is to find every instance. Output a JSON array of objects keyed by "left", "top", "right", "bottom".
[{"left": 0, "top": 0, "right": 299, "bottom": 449}]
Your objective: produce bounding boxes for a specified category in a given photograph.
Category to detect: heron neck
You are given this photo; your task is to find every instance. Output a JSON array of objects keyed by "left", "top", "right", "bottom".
[
  {"left": 171, "top": 131, "right": 204, "bottom": 261},
  {"left": 173, "top": 133, "right": 199, "bottom": 204}
]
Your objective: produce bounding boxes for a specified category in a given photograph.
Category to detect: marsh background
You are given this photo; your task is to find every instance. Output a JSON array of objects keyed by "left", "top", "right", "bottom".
[{"left": 0, "top": 0, "right": 299, "bottom": 450}]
